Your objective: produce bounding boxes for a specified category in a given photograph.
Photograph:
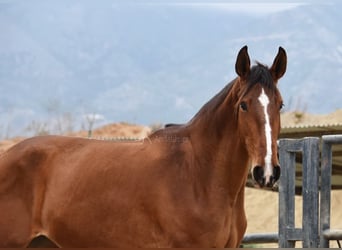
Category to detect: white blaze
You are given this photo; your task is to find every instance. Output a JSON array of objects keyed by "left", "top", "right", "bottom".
[{"left": 258, "top": 88, "right": 272, "bottom": 178}]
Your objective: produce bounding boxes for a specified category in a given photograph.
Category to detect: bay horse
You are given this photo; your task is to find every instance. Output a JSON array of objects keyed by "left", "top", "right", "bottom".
[{"left": 0, "top": 46, "right": 286, "bottom": 248}]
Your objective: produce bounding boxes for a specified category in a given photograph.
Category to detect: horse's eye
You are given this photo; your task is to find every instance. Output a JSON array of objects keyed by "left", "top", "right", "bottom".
[
  {"left": 240, "top": 102, "right": 248, "bottom": 112},
  {"left": 280, "top": 103, "right": 285, "bottom": 110}
]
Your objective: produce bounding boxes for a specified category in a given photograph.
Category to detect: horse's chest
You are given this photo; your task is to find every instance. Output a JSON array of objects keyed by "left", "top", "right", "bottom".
[
  {"left": 205, "top": 200, "right": 246, "bottom": 247},
  {"left": 170, "top": 206, "right": 242, "bottom": 247}
]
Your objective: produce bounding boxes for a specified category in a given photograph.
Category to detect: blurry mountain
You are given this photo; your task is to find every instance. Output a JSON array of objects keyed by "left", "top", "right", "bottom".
[{"left": 0, "top": 1, "right": 341, "bottom": 137}]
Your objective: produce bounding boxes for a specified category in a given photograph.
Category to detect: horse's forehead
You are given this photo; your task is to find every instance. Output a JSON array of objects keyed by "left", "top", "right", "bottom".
[
  {"left": 247, "top": 84, "right": 280, "bottom": 102},
  {"left": 242, "top": 83, "right": 264, "bottom": 98}
]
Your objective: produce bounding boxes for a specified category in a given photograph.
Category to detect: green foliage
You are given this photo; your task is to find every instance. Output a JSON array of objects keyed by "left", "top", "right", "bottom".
[{"left": 294, "top": 111, "right": 304, "bottom": 124}]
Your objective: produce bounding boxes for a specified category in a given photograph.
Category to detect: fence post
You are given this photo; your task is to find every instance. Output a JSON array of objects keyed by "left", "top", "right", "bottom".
[
  {"left": 278, "top": 137, "right": 320, "bottom": 248},
  {"left": 320, "top": 135, "right": 342, "bottom": 247},
  {"left": 302, "top": 137, "right": 320, "bottom": 247}
]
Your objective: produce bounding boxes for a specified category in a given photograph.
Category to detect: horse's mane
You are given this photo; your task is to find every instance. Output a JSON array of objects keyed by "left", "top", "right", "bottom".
[
  {"left": 190, "top": 63, "right": 275, "bottom": 122},
  {"left": 246, "top": 62, "right": 275, "bottom": 93}
]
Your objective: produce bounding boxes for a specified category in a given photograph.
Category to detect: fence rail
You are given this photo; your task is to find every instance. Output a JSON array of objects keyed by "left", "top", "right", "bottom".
[
  {"left": 242, "top": 232, "right": 278, "bottom": 244},
  {"left": 242, "top": 135, "right": 342, "bottom": 248}
]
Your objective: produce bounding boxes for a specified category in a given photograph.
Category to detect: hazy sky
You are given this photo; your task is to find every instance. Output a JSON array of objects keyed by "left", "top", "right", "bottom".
[
  {"left": 154, "top": 2, "right": 307, "bottom": 15},
  {"left": 1, "top": 0, "right": 341, "bottom": 137}
]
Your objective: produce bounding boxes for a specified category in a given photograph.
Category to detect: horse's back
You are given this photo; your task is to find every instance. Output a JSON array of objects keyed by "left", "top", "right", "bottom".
[
  {"left": 0, "top": 135, "right": 141, "bottom": 247},
  {"left": 0, "top": 135, "right": 168, "bottom": 247},
  {"left": 0, "top": 135, "right": 90, "bottom": 191}
]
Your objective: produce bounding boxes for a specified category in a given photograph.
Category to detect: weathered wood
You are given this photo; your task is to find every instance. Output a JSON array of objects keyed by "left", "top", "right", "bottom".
[
  {"left": 242, "top": 232, "right": 278, "bottom": 244},
  {"left": 323, "top": 229, "right": 342, "bottom": 240},
  {"left": 322, "top": 134, "right": 342, "bottom": 144},
  {"left": 286, "top": 228, "right": 303, "bottom": 241},
  {"left": 320, "top": 139, "right": 333, "bottom": 248},
  {"left": 279, "top": 138, "right": 300, "bottom": 248},
  {"left": 320, "top": 135, "right": 342, "bottom": 247},
  {"left": 302, "top": 137, "right": 320, "bottom": 248},
  {"left": 244, "top": 135, "right": 342, "bottom": 248},
  {"left": 278, "top": 137, "right": 320, "bottom": 248}
]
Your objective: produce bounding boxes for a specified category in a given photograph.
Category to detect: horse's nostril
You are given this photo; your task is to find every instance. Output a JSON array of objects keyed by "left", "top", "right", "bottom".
[
  {"left": 252, "top": 166, "right": 265, "bottom": 187},
  {"left": 273, "top": 165, "right": 281, "bottom": 181},
  {"left": 252, "top": 166, "right": 264, "bottom": 179}
]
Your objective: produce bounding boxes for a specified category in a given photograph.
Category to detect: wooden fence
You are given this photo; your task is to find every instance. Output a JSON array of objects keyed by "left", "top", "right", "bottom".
[{"left": 242, "top": 135, "right": 342, "bottom": 248}]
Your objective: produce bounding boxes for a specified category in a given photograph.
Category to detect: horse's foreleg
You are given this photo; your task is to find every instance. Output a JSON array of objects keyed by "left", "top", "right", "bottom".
[{"left": 224, "top": 187, "right": 247, "bottom": 248}]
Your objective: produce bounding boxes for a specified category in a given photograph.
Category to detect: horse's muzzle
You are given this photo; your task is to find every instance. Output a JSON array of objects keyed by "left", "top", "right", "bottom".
[{"left": 252, "top": 165, "right": 280, "bottom": 188}]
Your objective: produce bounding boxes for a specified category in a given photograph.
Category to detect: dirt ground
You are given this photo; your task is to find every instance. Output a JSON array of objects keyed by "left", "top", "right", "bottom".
[
  {"left": 1, "top": 110, "right": 342, "bottom": 247},
  {"left": 244, "top": 187, "right": 342, "bottom": 247}
]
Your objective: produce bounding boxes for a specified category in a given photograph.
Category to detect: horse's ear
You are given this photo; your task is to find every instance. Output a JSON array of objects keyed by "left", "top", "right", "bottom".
[
  {"left": 270, "top": 47, "right": 287, "bottom": 82},
  {"left": 235, "top": 45, "right": 250, "bottom": 79}
]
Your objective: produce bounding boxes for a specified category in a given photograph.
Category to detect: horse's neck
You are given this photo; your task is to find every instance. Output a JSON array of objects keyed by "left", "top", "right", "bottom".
[{"left": 188, "top": 95, "right": 249, "bottom": 201}]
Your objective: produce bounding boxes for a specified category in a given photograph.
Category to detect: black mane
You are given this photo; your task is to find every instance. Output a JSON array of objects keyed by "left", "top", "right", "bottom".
[{"left": 246, "top": 62, "right": 274, "bottom": 91}]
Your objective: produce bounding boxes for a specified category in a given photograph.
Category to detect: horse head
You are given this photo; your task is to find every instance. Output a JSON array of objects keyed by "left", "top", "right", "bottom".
[{"left": 234, "top": 46, "right": 287, "bottom": 188}]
